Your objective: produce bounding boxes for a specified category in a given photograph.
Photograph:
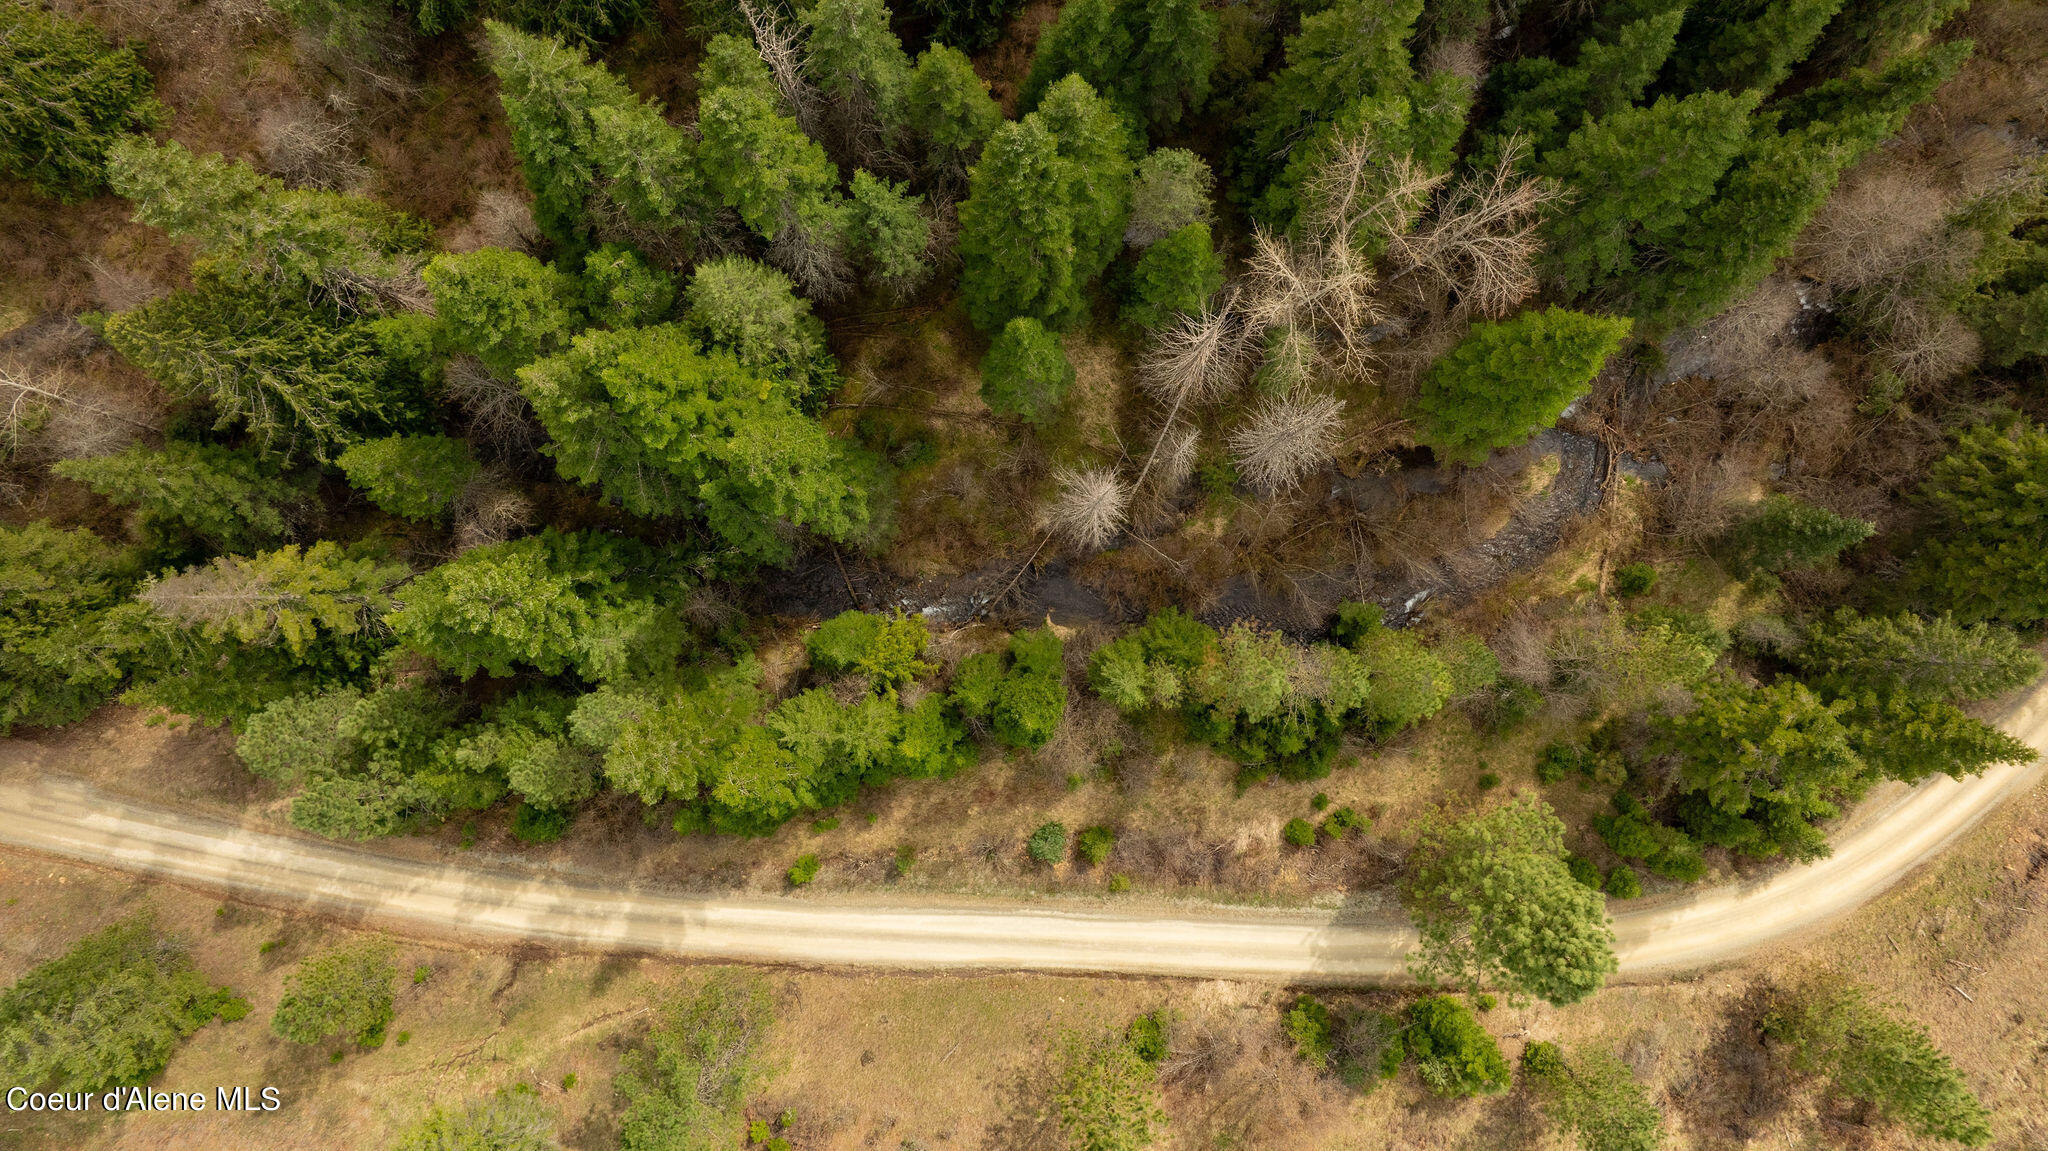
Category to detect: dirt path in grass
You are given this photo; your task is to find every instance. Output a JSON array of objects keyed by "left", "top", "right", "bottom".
[{"left": 0, "top": 682, "right": 2041, "bottom": 984}]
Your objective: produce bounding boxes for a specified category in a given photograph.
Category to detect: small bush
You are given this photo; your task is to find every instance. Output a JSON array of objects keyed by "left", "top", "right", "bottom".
[
  {"left": 893, "top": 845, "right": 917, "bottom": 877},
  {"left": 1604, "top": 864, "right": 1643, "bottom": 899},
  {"left": 1566, "top": 854, "right": 1602, "bottom": 889},
  {"left": 1477, "top": 771, "right": 1501, "bottom": 791},
  {"left": 1107, "top": 873, "right": 1132, "bottom": 892},
  {"left": 810, "top": 817, "right": 840, "bottom": 832},
  {"left": 510, "top": 801, "right": 571, "bottom": 844},
  {"left": 1613, "top": 562, "right": 1658, "bottom": 597},
  {"left": 1282, "top": 817, "right": 1317, "bottom": 847},
  {"left": 1076, "top": 825, "right": 1117, "bottom": 866},
  {"left": 1536, "top": 741, "right": 1587, "bottom": 785},
  {"left": 1282, "top": 994, "right": 1337, "bottom": 1069},
  {"left": 412, "top": 964, "right": 431, "bottom": 985},
  {"left": 1404, "top": 995, "right": 1511, "bottom": 1098},
  {"left": 1126, "top": 1012, "right": 1169, "bottom": 1063},
  {"left": 1028, "top": 821, "right": 1069, "bottom": 865},
  {"left": 1323, "top": 806, "right": 1367, "bottom": 838},
  {"left": 1311, "top": 792, "right": 1330, "bottom": 811},
  {"left": 788, "top": 854, "right": 821, "bottom": 886}
]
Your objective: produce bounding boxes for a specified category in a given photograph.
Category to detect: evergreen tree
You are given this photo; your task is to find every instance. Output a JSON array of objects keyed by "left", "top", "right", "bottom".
[
  {"left": 952, "top": 627, "right": 1068, "bottom": 749},
  {"left": 583, "top": 98, "right": 709, "bottom": 248},
  {"left": 1815, "top": 0, "right": 1971, "bottom": 69},
  {"left": 270, "top": 941, "right": 397, "bottom": 1046},
  {"left": 107, "top": 139, "right": 428, "bottom": 289},
  {"left": 54, "top": 442, "right": 303, "bottom": 554},
  {"left": 980, "top": 317, "right": 1074, "bottom": 425},
  {"left": 682, "top": 256, "right": 837, "bottom": 402},
  {"left": 97, "top": 268, "right": 398, "bottom": 461},
  {"left": 909, "top": 0, "right": 1024, "bottom": 51},
  {"left": 1662, "top": 679, "right": 1867, "bottom": 862},
  {"left": 1404, "top": 995, "right": 1513, "bottom": 1097},
  {"left": 1414, "top": 308, "right": 1633, "bottom": 465},
  {"left": 571, "top": 659, "right": 764, "bottom": 807},
  {"left": 0, "top": 522, "right": 143, "bottom": 734},
  {"left": 1914, "top": 419, "right": 2048, "bottom": 624},
  {"left": 519, "top": 325, "right": 872, "bottom": 561},
  {"left": 1537, "top": 91, "right": 1759, "bottom": 304},
  {"left": 802, "top": 0, "right": 914, "bottom": 149},
  {"left": 424, "top": 248, "right": 584, "bottom": 377},
  {"left": 847, "top": 170, "right": 931, "bottom": 298},
  {"left": 1038, "top": 74, "right": 1136, "bottom": 295},
  {"left": 1483, "top": 6, "right": 1686, "bottom": 162},
  {"left": 138, "top": 541, "right": 408, "bottom": 660},
  {"left": 482, "top": 20, "right": 642, "bottom": 245},
  {"left": 0, "top": 2, "right": 163, "bottom": 200},
  {"left": 905, "top": 44, "right": 1002, "bottom": 184},
  {"left": 444, "top": 691, "right": 598, "bottom": 811},
  {"left": 1764, "top": 974, "right": 1992, "bottom": 1146},
  {"left": 1019, "top": 0, "right": 1217, "bottom": 134},
  {"left": 1402, "top": 797, "right": 1619, "bottom": 1006},
  {"left": 1795, "top": 609, "right": 2042, "bottom": 703},
  {"left": 580, "top": 242, "right": 677, "bottom": 328},
  {"left": 1050, "top": 1029, "right": 1166, "bottom": 1151},
  {"left": 615, "top": 973, "right": 773, "bottom": 1148},
  {"left": 696, "top": 35, "right": 847, "bottom": 251},
  {"left": 1521, "top": 1041, "right": 1667, "bottom": 1151},
  {"left": 0, "top": 914, "right": 238, "bottom": 1093},
  {"left": 1719, "top": 494, "right": 1874, "bottom": 580},
  {"left": 1125, "top": 147, "right": 1213, "bottom": 247},
  {"left": 1836, "top": 690, "right": 2036, "bottom": 784},
  {"left": 336, "top": 435, "right": 479, "bottom": 519},
  {"left": 1665, "top": 0, "right": 1846, "bottom": 95},
  {"left": 1123, "top": 222, "right": 1222, "bottom": 330}
]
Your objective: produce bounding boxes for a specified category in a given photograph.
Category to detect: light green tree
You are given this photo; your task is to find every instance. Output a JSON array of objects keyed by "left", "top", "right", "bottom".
[
  {"left": 336, "top": 435, "right": 479, "bottom": 519},
  {"left": 270, "top": 940, "right": 397, "bottom": 1046},
  {"left": 425, "top": 248, "right": 583, "bottom": 377},
  {"left": 137, "top": 541, "right": 407, "bottom": 659},
  {"left": 1414, "top": 308, "right": 1632, "bottom": 465},
  {"left": 1520, "top": 1041, "right": 1667, "bottom": 1151},
  {"left": 906, "top": 44, "right": 1001, "bottom": 184},
  {"left": 980, "top": 317, "right": 1074, "bottom": 425}
]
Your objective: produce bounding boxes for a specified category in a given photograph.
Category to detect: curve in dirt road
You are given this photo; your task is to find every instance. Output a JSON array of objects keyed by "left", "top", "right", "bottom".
[{"left": 1, "top": 683, "right": 2044, "bottom": 984}]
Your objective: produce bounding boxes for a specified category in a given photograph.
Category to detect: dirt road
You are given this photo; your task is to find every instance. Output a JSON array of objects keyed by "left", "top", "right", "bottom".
[{"left": 1, "top": 683, "right": 2042, "bottom": 984}]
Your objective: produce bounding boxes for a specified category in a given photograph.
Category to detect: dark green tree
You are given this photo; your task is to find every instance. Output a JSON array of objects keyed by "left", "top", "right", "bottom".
[
  {"left": 1413, "top": 308, "right": 1633, "bottom": 465},
  {"left": 54, "top": 442, "right": 303, "bottom": 554},
  {"left": 270, "top": 940, "right": 397, "bottom": 1047},
  {"left": 906, "top": 44, "right": 1002, "bottom": 184},
  {"left": 1665, "top": 0, "right": 1846, "bottom": 95},
  {"left": 1814, "top": 0, "right": 1970, "bottom": 69},
  {"left": 0, "top": 523, "right": 143, "bottom": 734},
  {"left": 908, "top": 0, "right": 1023, "bottom": 51},
  {"left": 1836, "top": 690, "right": 2036, "bottom": 784},
  {"left": 1123, "top": 222, "right": 1222, "bottom": 331},
  {"left": 336, "top": 435, "right": 479, "bottom": 519},
  {"left": 1719, "top": 494, "right": 1874, "bottom": 580},
  {"left": 1520, "top": 1041, "right": 1666, "bottom": 1151},
  {"left": 980, "top": 317, "right": 1074, "bottom": 425},
  {"left": 1402, "top": 797, "right": 1619, "bottom": 1006},
  {"left": 1403, "top": 995, "right": 1512, "bottom": 1098},
  {"left": 1795, "top": 609, "right": 2042, "bottom": 703},
  {"left": 482, "top": 21, "right": 653, "bottom": 245},
  {"left": 1662, "top": 679, "right": 1868, "bottom": 862},
  {"left": 1913, "top": 420, "right": 2048, "bottom": 625},
  {"left": 802, "top": 0, "right": 914, "bottom": 149},
  {"left": 0, "top": 3, "right": 162, "bottom": 200},
  {"left": 695, "top": 35, "right": 847, "bottom": 259},
  {"left": 847, "top": 170, "right": 931, "bottom": 298},
  {"left": 0, "top": 914, "right": 238, "bottom": 1092},
  {"left": 1764, "top": 974, "right": 1992, "bottom": 1146},
  {"left": 1018, "top": 0, "right": 1216, "bottom": 134},
  {"left": 1483, "top": 5, "right": 1685, "bottom": 162}
]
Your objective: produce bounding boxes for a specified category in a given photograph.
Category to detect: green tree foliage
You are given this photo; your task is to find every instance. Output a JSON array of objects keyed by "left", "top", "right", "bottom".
[
  {"left": 519, "top": 324, "right": 872, "bottom": 562},
  {"left": 1124, "top": 147, "right": 1213, "bottom": 247},
  {"left": 681, "top": 256, "right": 837, "bottom": 406},
  {"left": 1482, "top": 6, "right": 1684, "bottom": 162},
  {"left": 1795, "top": 609, "right": 2042, "bottom": 703},
  {"left": 1028, "top": 820, "right": 1069, "bottom": 864},
  {"left": 444, "top": 690, "right": 599, "bottom": 811},
  {"left": 1661, "top": 679, "right": 1867, "bottom": 862},
  {"left": 0, "top": 2, "right": 162, "bottom": 200},
  {"left": 392, "top": 1086, "right": 558, "bottom": 1151},
  {"left": 802, "top": 0, "right": 914, "bottom": 144},
  {"left": 1764, "top": 974, "right": 1992, "bottom": 1146},
  {"left": 1665, "top": 0, "right": 1846, "bottom": 96},
  {"left": 1123, "top": 222, "right": 1222, "bottom": 330},
  {"left": 1816, "top": 0, "right": 1969, "bottom": 69},
  {"left": 696, "top": 35, "right": 845, "bottom": 250},
  {"left": 1913, "top": 419, "right": 2048, "bottom": 625},
  {"left": 1052, "top": 1029, "right": 1166, "bottom": 1151},
  {"left": 952, "top": 626, "right": 1067, "bottom": 749},
  {"left": 1348, "top": 612, "right": 1458, "bottom": 735},
  {"left": 1520, "top": 1041, "right": 1667, "bottom": 1151},
  {"left": 909, "top": 0, "right": 1022, "bottom": 51},
  {"left": 958, "top": 75, "right": 1133, "bottom": 332},
  {"left": 582, "top": 243, "right": 677, "bottom": 329},
  {"left": 1018, "top": 0, "right": 1216, "bottom": 134},
  {"left": 979, "top": 316, "right": 1074, "bottom": 425},
  {"left": 54, "top": 442, "right": 302, "bottom": 555},
  {"left": 138, "top": 541, "right": 406, "bottom": 660},
  {"left": 337, "top": 435, "right": 479, "bottom": 519},
  {"left": 97, "top": 269, "right": 399, "bottom": 461},
  {"left": 806, "top": 609, "right": 935, "bottom": 690},
  {"left": 1403, "top": 798, "right": 1619, "bottom": 1006},
  {"left": 0, "top": 914, "right": 238, "bottom": 1093},
  {"left": 1414, "top": 308, "right": 1632, "bottom": 465},
  {"left": 572, "top": 660, "right": 765, "bottom": 806},
  {"left": 425, "top": 248, "right": 584, "bottom": 377},
  {"left": 107, "top": 139, "right": 427, "bottom": 289},
  {"left": 1719, "top": 494, "right": 1874, "bottom": 580},
  {"left": 906, "top": 45, "right": 1001, "bottom": 183},
  {"left": 389, "top": 530, "right": 686, "bottom": 682},
  {"left": 270, "top": 940, "right": 397, "bottom": 1046},
  {"left": 0, "top": 522, "right": 142, "bottom": 733},
  {"left": 1594, "top": 793, "right": 1708, "bottom": 883},
  {"left": 1835, "top": 689, "right": 2036, "bottom": 784},
  {"left": 615, "top": 971, "right": 773, "bottom": 1151},
  {"left": 1537, "top": 91, "right": 1759, "bottom": 305},
  {"left": 846, "top": 171, "right": 930, "bottom": 298},
  {"left": 1403, "top": 995, "right": 1511, "bottom": 1098}
]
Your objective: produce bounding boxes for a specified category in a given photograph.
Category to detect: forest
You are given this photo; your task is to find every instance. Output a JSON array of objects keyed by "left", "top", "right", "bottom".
[{"left": 3, "top": 0, "right": 2047, "bottom": 1141}]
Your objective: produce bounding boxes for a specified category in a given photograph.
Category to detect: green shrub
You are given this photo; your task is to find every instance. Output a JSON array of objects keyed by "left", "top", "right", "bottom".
[
  {"left": 1076, "top": 825, "right": 1117, "bottom": 866},
  {"left": 582, "top": 242, "right": 676, "bottom": 328},
  {"left": 1126, "top": 1011, "right": 1169, "bottom": 1064},
  {"left": 1403, "top": 995, "right": 1511, "bottom": 1098},
  {"left": 1028, "top": 821, "right": 1069, "bottom": 864},
  {"left": 510, "top": 801, "right": 572, "bottom": 843},
  {"left": 954, "top": 628, "right": 1068, "bottom": 750},
  {"left": 1536, "top": 741, "right": 1584, "bottom": 785},
  {"left": 616, "top": 972, "right": 773, "bottom": 1148},
  {"left": 1565, "top": 854, "right": 1602, "bottom": 889},
  {"left": 1604, "top": 865, "right": 1643, "bottom": 899},
  {"left": 1122, "top": 222, "right": 1222, "bottom": 330},
  {"left": 270, "top": 941, "right": 396, "bottom": 1047},
  {"left": 1613, "top": 561, "right": 1658, "bottom": 597},
  {"left": 807, "top": 609, "right": 935, "bottom": 690},
  {"left": 1311, "top": 792, "right": 1329, "bottom": 810},
  {"left": 1282, "top": 993, "right": 1337, "bottom": 1069},
  {"left": 1282, "top": 817, "right": 1317, "bottom": 847},
  {"left": 391, "top": 1087, "right": 557, "bottom": 1151},
  {"left": 788, "top": 853, "right": 821, "bottom": 885},
  {"left": 1323, "top": 806, "right": 1367, "bottom": 838},
  {"left": 1476, "top": 771, "right": 1501, "bottom": 791}
]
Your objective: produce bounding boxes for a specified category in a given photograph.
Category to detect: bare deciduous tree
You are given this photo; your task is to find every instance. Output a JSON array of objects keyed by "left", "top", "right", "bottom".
[
  {"left": 1227, "top": 390, "right": 1345, "bottom": 495},
  {"left": 0, "top": 364, "right": 159, "bottom": 462},
  {"left": 1385, "top": 138, "right": 1560, "bottom": 321},
  {"left": 1041, "top": 467, "right": 1131, "bottom": 551},
  {"left": 740, "top": 0, "right": 826, "bottom": 142},
  {"left": 443, "top": 357, "right": 543, "bottom": 461},
  {"left": 1798, "top": 166, "right": 1952, "bottom": 291},
  {"left": 1148, "top": 424, "right": 1201, "bottom": 495},
  {"left": 256, "top": 102, "right": 368, "bottom": 190},
  {"left": 452, "top": 473, "right": 538, "bottom": 551},
  {"left": 768, "top": 215, "right": 856, "bottom": 302}
]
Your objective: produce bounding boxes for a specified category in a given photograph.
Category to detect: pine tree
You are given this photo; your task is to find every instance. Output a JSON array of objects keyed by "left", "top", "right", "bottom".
[
  {"left": 336, "top": 435, "right": 480, "bottom": 519},
  {"left": 580, "top": 242, "right": 678, "bottom": 328},
  {"left": 1764, "top": 975, "right": 1992, "bottom": 1146},
  {"left": 1019, "top": 0, "right": 1216, "bottom": 134},
  {"left": 847, "top": 170, "right": 931, "bottom": 298},
  {"left": 980, "top": 317, "right": 1074, "bottom": 425},
  {"left": 1662, "top": 679, "right": 1868, "bottom": 862},
  {"left": 905, "top": 44, "right": 1001, "bottom": 185},
  {"left": 801, "top": 0, "right": 914, "bottom": 155},
  {"left": 1536, "top": 91, "right": 1759, "bottom": 303},
  {"left": 423, "top": 248, "right": 584, "bottom": 377},
  {"left": 107, "top": 139, "right": 428, "bottom": 290},
  {"left": 53, "top": 443, "right": 304, "bottom": 554},
  {"left": 1837, "top": 690, "right": 2036, "bottom": 784},
  {"left": 1413, "top": 308, "right": 1633, "bottom": 465},
  {"left": 1403, "top": 797, "right": 1619, "bottom": 1006},
  {"left": 696, "top": 34, "right": 845, "bottom": 244},
  {"left": 0, "top": 523, "right": 143, "bottom": 734},
  {"left": 1814, "top": 0, "right": 1970, "bottom": 70},
  {"left": 97, "top": 269, "right": 397, "bottom": 461},
  {"left": 1125, "top": 147, "right": 1213, "bottom": 247},
  {"left": 1665, "top": 0, "right": 1847, "bottom": 95},
  {"left": 682, "top": 256, "right": 837, "bottom": 403},
  {"left": 0, "top": 2, "right": 163, "bottom": 200},
  {"left": 1484, "top": 5, "right": 1686, "bottom": 162},
  {"left": 1914, "top": 419, "right": 2048, "bottom": 624},
  {"left": 1038, "top": 75, "right": 1136, "bottom": 294},
  {"left": 584, "top": 99, "right": 709, "bottom": 248},
  {"left": 1719, "top": 494, "right": 1874, "bottom": 579},
  {"left": 1796, "top": 609, "right": 2042, "bottom": 703},
  {"left": 482, "top": 20, "right": 643, "bottom": 245},
  {"left": 270, "top": 941, "right": 396, "bottom": 1046},
  {"left": 1123, "top": 222, "right": 1223, "bottom": 330},
  {"left": 957, "top": 117, "right": 1079, "bottom": 331}
]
